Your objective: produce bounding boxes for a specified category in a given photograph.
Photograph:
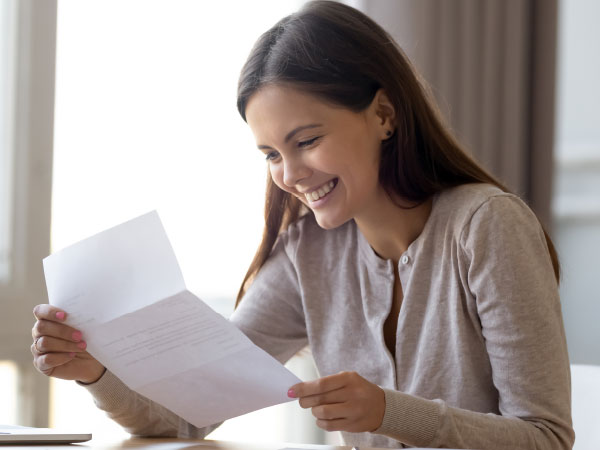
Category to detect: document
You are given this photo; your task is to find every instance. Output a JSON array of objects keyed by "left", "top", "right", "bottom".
[{"left": 43, "top": 211, "right": 301, "bottom": 428}]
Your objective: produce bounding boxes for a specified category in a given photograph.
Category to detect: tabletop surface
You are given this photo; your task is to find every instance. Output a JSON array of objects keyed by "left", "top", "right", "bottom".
[
  {"left": 0, "top": 436, "right": 435, "bottom": 450},
  {"left": 88, "top": 438, "right": 365, "bottom": 449}
]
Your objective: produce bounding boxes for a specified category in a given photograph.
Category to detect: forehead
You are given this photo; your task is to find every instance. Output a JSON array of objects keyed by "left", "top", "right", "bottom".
[
  {"left": 245, "top": 84, "right": 352, "bottom": 141},
  {"left": 246, "top": 85, "right": 326, "bottom": 123}
]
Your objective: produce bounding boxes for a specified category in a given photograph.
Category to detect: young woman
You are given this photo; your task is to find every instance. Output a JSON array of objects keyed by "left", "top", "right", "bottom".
[{"left": 31, "top": 1, "right": 574, "bottom": 449}]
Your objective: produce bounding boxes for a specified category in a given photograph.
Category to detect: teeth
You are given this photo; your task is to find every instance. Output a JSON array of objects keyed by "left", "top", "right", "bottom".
[{"left": 305, "top": 180, "right": 336, "bottom": 203}]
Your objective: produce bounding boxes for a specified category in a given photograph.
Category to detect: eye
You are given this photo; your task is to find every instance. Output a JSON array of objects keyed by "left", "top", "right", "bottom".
[
  {"left": 265, "top": 151, "right": 280, "bottom": 161},
  {"left": 297, "top": 136, "right": 321, "bottom": 148}
]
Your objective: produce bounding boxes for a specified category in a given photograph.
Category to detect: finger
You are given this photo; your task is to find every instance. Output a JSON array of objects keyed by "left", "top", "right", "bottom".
[
  {"left": 33, "top": 350, "right": 76, "bottom": 375},
  {"left": 298, "top": 387, "right": 346, "bottom": 408},
  {"left": 32, "top": 319, "right": 83, "bottom": 343},
  {"left": 33, "top": 304, "right": 67, "bottom": 322},
  {"left": 311, "top": 402, "right": 350, "bottom": 421},
  {"left": 315, "top": 418, "right": 349, "bottom": 432},
  {"left": 32, "top": 335, "right": 87, "bottom": 355},
  {"left": 290, "top": 371, "right": 352, "bottom": 398}
]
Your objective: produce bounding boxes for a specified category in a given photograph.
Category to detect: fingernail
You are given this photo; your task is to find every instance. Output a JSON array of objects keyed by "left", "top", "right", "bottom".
[
  {"left": 56, "top": 311, "right": 65, "bottom": 320},
  {"left": 72, "top": 331, "right": 82, "bottom": 341},
  {"left": 287, "top": 389, "right": 297, "bottom": 398},
  {"left": 77, "top": 341, "right": 87, "bottom": 349},
  {"left": 68, "top": 352, "right": 76, "bottom": 358}
]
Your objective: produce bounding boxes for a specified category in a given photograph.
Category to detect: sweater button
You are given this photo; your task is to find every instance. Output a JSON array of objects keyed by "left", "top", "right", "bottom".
[{"left": 401, "top": 255, "right": 410, "bottom": 265}]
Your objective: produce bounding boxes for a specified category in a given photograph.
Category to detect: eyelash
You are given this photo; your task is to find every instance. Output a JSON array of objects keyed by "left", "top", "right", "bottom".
[
  {"left": 265, "top": 151, "right": 279, "bottom": 161},
  {"left": 297, "top": 136, "right": 321, "bottom": 148},
  {"left": 264, "top": 136, "right": 322, "bottom": 162}
]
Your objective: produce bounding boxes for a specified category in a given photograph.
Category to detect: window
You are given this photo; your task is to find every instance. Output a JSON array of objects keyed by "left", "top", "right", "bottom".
[
  {"left": 553, "top": 0, "right": 600, "bottom": 365},
  {"left": 0, "top": 0, "right": 16, "bottom": 284},
  {"left": 0, "top": 0, "right": 56, "bottom": 428},
  {"left": 0, "top": 361, "right": 18, "bottom": 424},
  {"left": 51, "top": 0, "right": 330, "bottom": 444}
]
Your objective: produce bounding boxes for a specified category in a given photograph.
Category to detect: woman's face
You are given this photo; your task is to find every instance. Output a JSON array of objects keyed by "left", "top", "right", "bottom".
[{"left": 245, "top": 84, "right": 393, "bottom": 230}]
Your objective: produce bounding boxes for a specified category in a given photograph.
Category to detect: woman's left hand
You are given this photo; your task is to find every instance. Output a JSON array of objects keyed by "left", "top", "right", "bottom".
[{"left": 288, "top": 371, "right": 386, "bottom": 433}]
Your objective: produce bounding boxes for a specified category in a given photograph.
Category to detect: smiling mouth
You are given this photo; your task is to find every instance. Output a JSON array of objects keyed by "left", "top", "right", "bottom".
[{"left": 304, "top": 178, "right": 338, "bottom": 203}]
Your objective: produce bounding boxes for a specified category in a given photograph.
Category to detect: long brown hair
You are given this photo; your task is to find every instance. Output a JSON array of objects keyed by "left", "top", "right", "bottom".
[{"left": 235, "top": 0, "right": 560, "bottom": 305}]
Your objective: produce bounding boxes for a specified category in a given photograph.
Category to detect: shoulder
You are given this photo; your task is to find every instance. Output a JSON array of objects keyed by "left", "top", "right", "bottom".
[
  {"left": 424, "top": 183, "right": 544, "bottom": 253},
  {"left": 435, "top": 183, "right": 536, "bottom": 231},
  {"left": 438, "top": 184, "right": 548, "bottom": 257},
  {"left": 437, "top": 183, "right": 514, "bottom": 216},
  {"left": 276, "top": 213, "right": 358, "bottom": 263}
]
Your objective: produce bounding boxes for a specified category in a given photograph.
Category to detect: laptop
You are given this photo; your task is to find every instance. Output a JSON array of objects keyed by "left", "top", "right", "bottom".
[{"left": 0, "top": 425, "right": 91, "bottom": 444}]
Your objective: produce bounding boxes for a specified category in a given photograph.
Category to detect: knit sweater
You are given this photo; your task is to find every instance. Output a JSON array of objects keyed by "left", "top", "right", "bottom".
[{"left": 83, "top": 183, "right": 574, "bottom": 449}]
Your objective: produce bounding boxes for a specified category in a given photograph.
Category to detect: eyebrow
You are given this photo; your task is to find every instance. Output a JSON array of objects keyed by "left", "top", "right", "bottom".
[{"left": 257, "top": 123, "right": 323, "bottom": 150}]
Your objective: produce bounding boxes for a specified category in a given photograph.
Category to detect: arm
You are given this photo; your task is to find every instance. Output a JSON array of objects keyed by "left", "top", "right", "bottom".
[
  {"left": 230, "top": 235, "right": 308, "bottom": 363},
  {"left": 376, "top": 195, "right": 574, "bottom": 449},
  {"left": 79, "top": 370, "right": 220, "bottom": 438},
  {"left": 78, "top": 235, "right": 307, "bottom": 437},
  {"left": 30, "top": 305, "right": 205, "bottom": 437}
]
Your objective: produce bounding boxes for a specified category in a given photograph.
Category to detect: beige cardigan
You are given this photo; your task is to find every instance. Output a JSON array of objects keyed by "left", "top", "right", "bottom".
[{"left": 83, "top": 183, "right": 574, "bottom": 449}]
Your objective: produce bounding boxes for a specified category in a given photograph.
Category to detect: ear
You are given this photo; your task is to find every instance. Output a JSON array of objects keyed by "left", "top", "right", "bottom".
[{"left": 371, "top": 89, "right": 396, "bottom": 140}]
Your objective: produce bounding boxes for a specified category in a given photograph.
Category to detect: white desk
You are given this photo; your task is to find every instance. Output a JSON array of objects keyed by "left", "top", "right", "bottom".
[{"left": 0, "top": 436, "right": 420, "bottom": 450}]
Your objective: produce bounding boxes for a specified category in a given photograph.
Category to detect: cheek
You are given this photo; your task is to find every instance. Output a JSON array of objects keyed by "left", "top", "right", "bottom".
[
  {"left": 269, "top": 165, "right": 288, "bottom": 192},
  {"left": 338, "top": 141, "right": 381, "bottom": 183}
]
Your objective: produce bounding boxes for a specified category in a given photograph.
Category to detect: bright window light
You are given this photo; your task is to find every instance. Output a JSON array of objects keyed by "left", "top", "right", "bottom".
[
  {"left": 51, "top": 0, "right": 319, "bottom": 443},
  {"left": 0, "top": 0, "right": 16, "bottom": 284},
  {"left": 0, "top": 361, "right": 17, "bottom": 425}
]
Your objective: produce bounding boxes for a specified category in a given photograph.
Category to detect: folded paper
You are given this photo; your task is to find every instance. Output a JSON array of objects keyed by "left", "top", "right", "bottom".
[{"left": 43, "top": 211, "right": 300, "bottom": 428}]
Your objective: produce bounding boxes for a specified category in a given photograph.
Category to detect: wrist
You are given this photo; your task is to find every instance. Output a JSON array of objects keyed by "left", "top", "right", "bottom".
[
  {"left": 371, "top": 385, "right": 386, "bottom": 432},
  {"left": 77, "top": 367, "right": 107, "bottom": 385}
]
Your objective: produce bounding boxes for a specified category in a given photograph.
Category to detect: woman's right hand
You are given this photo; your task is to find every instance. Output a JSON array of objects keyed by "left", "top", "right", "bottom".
[{"left": 31, "top": 304, "right": 106, "bottom": 384}]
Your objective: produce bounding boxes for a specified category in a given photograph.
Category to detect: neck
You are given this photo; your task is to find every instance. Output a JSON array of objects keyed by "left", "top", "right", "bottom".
[{"left": 355, "top": 190, "right": 433, "bottom": 262}]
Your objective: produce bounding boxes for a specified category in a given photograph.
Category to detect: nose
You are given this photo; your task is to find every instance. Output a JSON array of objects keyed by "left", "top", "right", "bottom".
[{"left": 282, "top": 154, "right": 311, "bottom": 188}]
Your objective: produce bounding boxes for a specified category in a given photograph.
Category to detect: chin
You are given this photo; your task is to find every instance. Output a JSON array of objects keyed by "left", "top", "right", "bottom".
[{"left": 313, "top": 214, "right": 351, "bottom": 230}]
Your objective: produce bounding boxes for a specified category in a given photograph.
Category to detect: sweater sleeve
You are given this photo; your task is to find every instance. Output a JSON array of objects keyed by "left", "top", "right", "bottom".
[
  {"left": 79, "top": 234, "right": 306, "bottom": 437},
  {"left": 376, "top": 195, "right": 575, "bottom": 450},
  {"left": 79, "top": 370, "right": 220, "bottom": 438},
  {"left": 229, "top": 234, "right": 308, "bottom": 363}
]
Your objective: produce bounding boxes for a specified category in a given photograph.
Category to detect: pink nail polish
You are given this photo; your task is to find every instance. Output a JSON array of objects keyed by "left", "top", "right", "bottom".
[
  {"left": 56, "top": 311, "right": 65, "bottom": 320},
  {"left": 68, "top": 352, "right": 76, "bottom": 357},
  {"left": 287, "top": 389, "right": 296, "bottom": 398},
  {"left": 72, "top": 331, "right": 82, "bottom": 341},
  {"left": 77, "top": 341, "right": 86, "bottom": 349}
]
